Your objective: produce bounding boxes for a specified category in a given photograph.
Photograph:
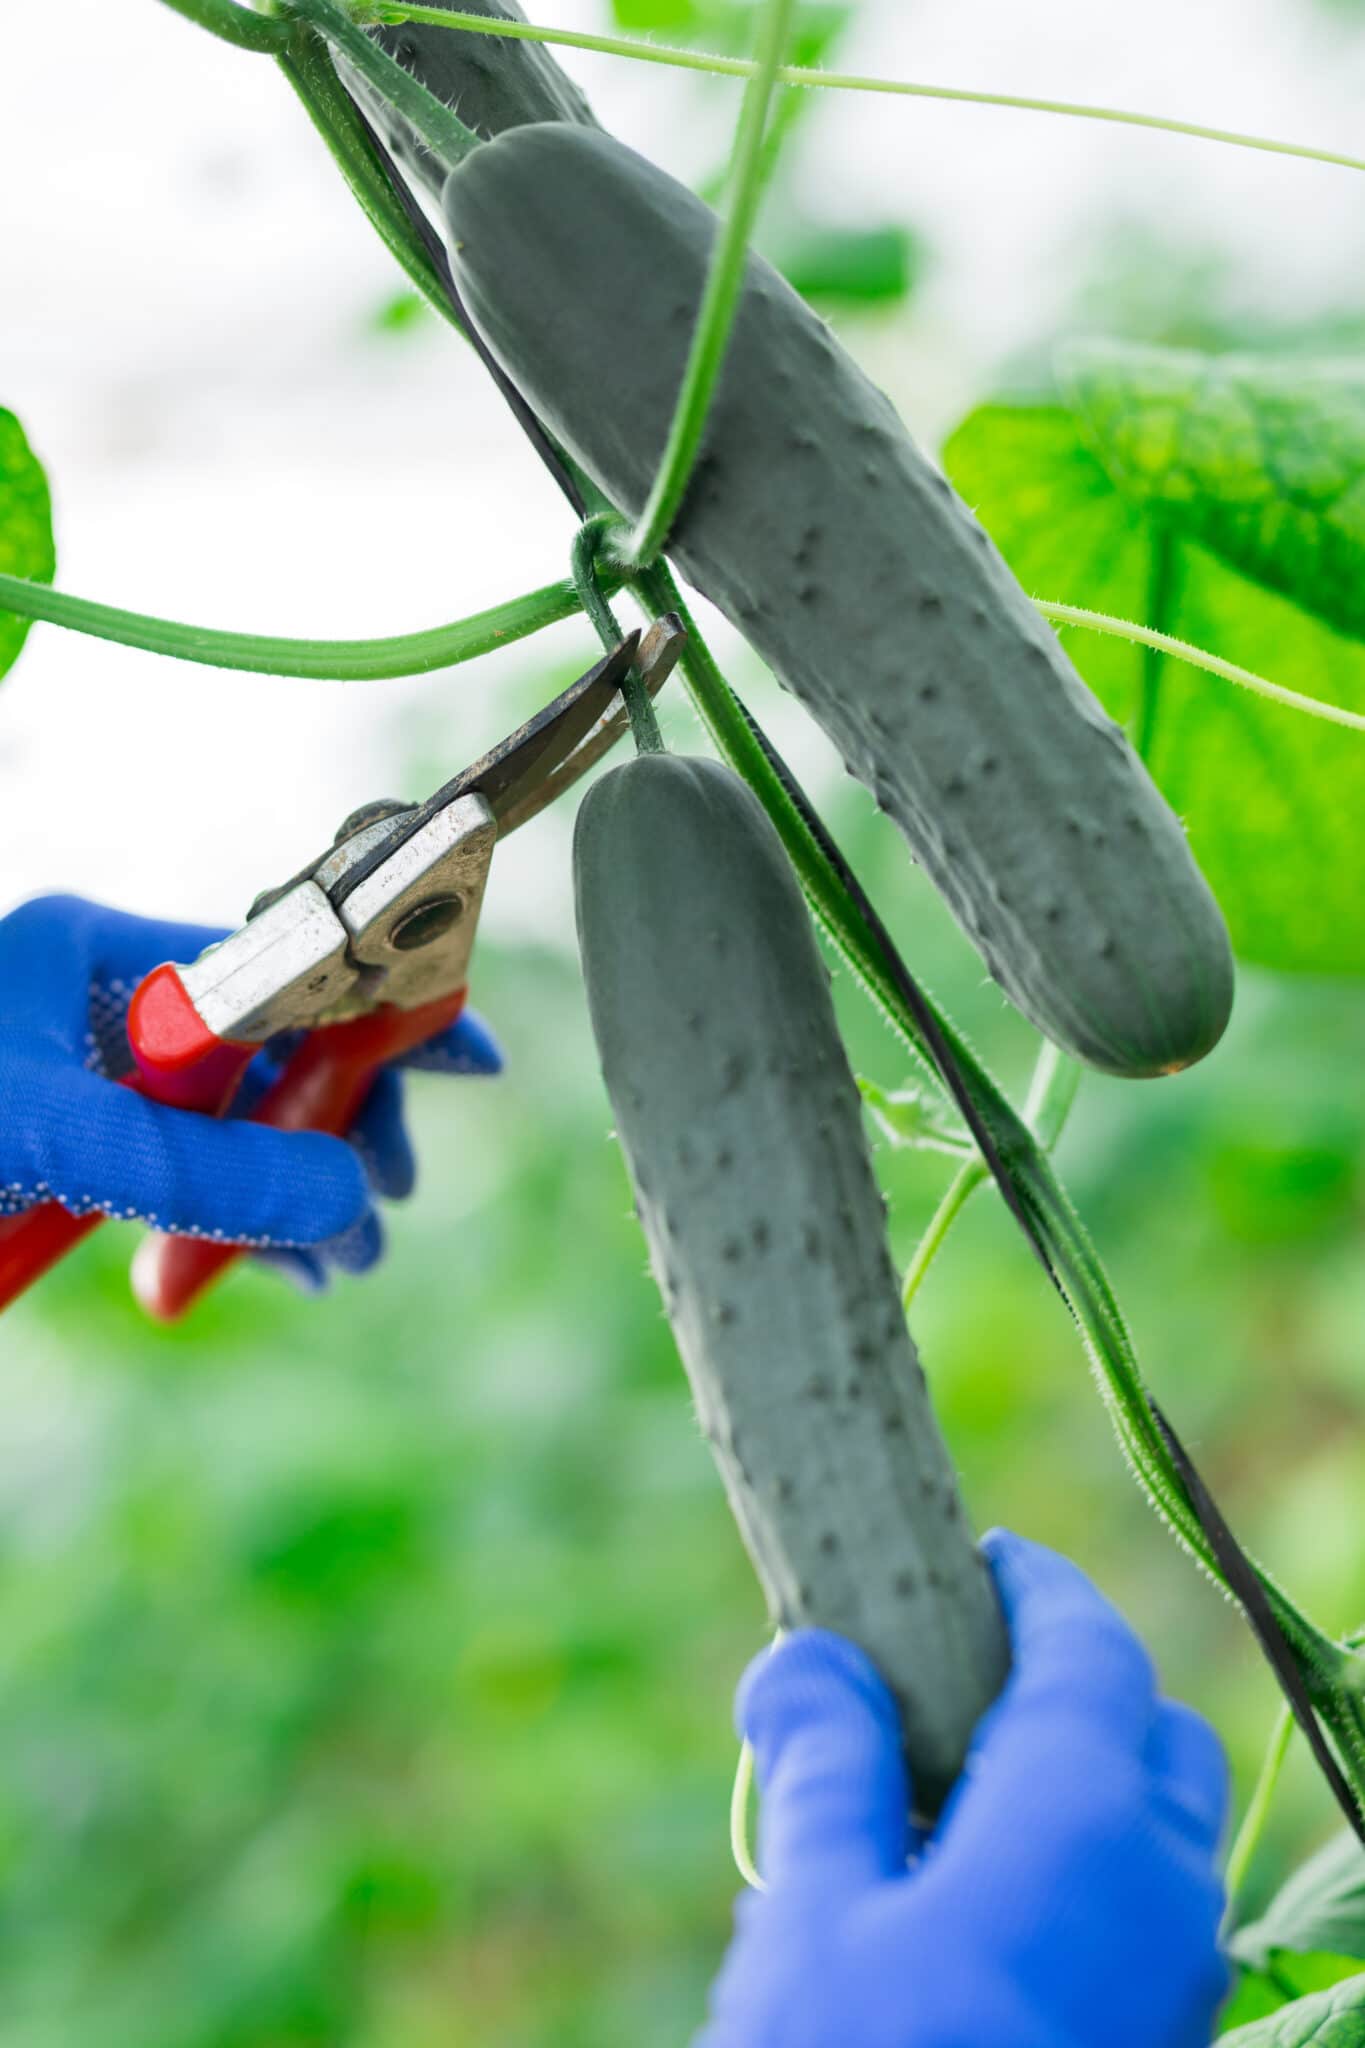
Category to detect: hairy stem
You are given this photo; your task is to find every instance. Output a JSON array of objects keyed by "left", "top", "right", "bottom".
[
  {"left": 287, "top": 0, "right": 481, "bottom": 164},
  {"left": 1040, "top": 599, "right": 1365, "bottom": 736},
  {"left": 157, "top": 0, "right": 289, "bottom": 52},
  {"left": 572, "top": 521, "right": 664, "bottom": 754},
  {"left": 618, "top": 0, "right": 798, "bottom": 571},
  {"left": 0, "top": 569, "right": 601, "bottom": 678},
  {"left": 352, "top": 7, "right": 1365, "bottom": 180}
]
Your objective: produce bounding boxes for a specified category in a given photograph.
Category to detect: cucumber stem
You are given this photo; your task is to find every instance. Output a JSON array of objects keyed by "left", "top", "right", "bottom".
[
  {"left": 730, "top": 1739, "right": 765, "bottom": 1894},
  {"left": 901, "top": 1158, "right": 987, "bottom": 1312},
  {"left": 1223, "top": 1705, "right": 1294, "bottom": 1918},
  {"left": 287, "top": 0, "right": 482, "bottom": 165},
  {"left": 902, "top": 1042, "right": 1081, "bottom": 1311},
  {"left": 0, "top": 568, "right": 600, "bottom": 679},
  {"left": 573, "top": 521, "right": 665, "bottom": 754},
  {"left": 616, "top": 0, "right": 798, "bottom": 573},
  {"left": 1024, "top": 1041, "right": 1083, "bottom": 1152}
]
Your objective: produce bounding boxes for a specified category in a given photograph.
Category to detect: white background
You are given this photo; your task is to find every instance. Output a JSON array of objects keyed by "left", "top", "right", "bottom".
[{"left": 2, "top": 0, "right": 1363, "bottom": 942}]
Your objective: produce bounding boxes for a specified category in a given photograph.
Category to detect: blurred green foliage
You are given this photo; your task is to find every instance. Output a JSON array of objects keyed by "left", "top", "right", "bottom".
[{"left": 1057, "top": 342, "right": 1365, "bottom": 646}]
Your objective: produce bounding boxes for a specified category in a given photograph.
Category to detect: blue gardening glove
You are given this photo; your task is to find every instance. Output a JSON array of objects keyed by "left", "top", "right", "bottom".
[
  {"left": 0, "top": 895, "right": 500, "bottom": 1290},
  {"left": 701, "top": 1530, "right": 1229, "bottom": 2048}
]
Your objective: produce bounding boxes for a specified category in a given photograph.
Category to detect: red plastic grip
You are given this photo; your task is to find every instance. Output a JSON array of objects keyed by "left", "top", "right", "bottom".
[
  {"left": 128, "top": 964, "right": 260, "bottom": 1111},
  {"left": 133, "top": 987, "right": 468, "bottom": 1324},
  {"left": 0, "top": 1204, "right": 105, "bottom": 1310}
]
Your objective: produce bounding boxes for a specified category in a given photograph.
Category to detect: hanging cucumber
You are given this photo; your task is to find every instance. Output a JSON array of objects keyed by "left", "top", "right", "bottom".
[
  {"left": 574, "top": 752, "right": 1010, "bottom": 1814},
  {"left": 445, "top": 125, "right": 1235, "bottom": 1080}
]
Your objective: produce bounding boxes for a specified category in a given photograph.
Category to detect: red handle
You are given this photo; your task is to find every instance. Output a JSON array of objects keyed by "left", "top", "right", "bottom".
[
  {"left": 0, "top": 967, "right": 260, "bottom": 1315},
  {"left": 0, "top": 1205, "right": 106, "bottom": 1309},
  {"left": 133, "top": 987, "right": 468, "bottom": 1324}
]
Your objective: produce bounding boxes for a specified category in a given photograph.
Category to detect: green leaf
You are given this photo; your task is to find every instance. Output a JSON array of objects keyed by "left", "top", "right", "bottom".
[
  {"left": 774, "top": 221, "right": 917, "bottom": 307},
  {"left": 1221, "top": 1969, "right": 1365, "bottom": 2046},
  {"left": 1221, "top": 1960, "right": 1365, "bottom": 2036},
  {"left": 1233, "top": 1833, "right": 1365, "bottom": 1971},
  {"left": 1223, "top": 1961, "right": 1365, "bottom": 2032},
  {"left": 943, "top": 397, "right": 1365, "bottom": 978},
  {"left": 0, "top": 409, "right": 55, "bottom": 683},
  {"left": 1059, "top": 341, "right": 1365, "bottom": 644}
]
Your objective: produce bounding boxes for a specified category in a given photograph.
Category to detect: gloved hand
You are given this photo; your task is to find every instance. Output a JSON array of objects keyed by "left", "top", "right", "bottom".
[
  {"left": 700, "top": 1530, "right": 1229, "bottom": 2048},
  {"left": 0, "top": 895, "right": 500, "bottom": 1291}
]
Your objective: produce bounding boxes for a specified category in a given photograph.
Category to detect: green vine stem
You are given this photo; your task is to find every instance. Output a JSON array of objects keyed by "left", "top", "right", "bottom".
[
  {"left": 632, "top": 556, "right": 1365, "bottom": 1806},
  {"left": 1024, "top": 1040, "right": 1083, "bottom": 1151},
  {"left": 903, "top": 1041, "right": 1082, "bottom": 1310},
  {"left": 286, "top": 0, "right": 481, "bottom": 165},
  {"left": 0, "top": 569, "right": 603, "bottom": 679},
  {"left": 571, "top": 520, "right": 664, "bottom": 755},
  {"left": 617, "top": 0, "right": 798, "bottom": 572},
  {"left": 1225, "top": 1705, "right": 1295, "bottom": 1917},
  {"left": 157, "top": 0, "right": 289, "bottom": 53},
  {"left": 902, "top": 1159, "right": 987, "bottom": 1312},
  {"left": 353, "top": 6, "right": 1365, "bottom": 180},
  {"left": 1039, "top": 600, "right": 1365, "bottom": 737},
  {"left": 730, "top": 1738, "right": 765, "bottom": 1894}
]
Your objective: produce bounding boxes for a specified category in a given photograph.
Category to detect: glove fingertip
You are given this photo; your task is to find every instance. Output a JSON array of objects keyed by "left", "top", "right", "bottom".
[
  {"left": 326, "top": 1207, "right": 385, "bottom": 1276},
  {"left": 738, "top": 1629, "right": 900, "bottom": 1755},
  {"left": 198, "top": 1123, "right": 371, "bottom": 1247},
  {"left": 253, "top": 1247, "right": 332, "bottom": 1296},
  {"left": 349, "top": 1069, "right": 416, "bottom": 1201}
]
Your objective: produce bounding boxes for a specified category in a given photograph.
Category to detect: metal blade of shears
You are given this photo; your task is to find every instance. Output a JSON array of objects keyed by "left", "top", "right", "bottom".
[{"left": 329, "top": 633, "right": 639, "bottom": 914}]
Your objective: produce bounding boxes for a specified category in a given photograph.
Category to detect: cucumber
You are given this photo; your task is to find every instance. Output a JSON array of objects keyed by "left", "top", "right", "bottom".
[
  {"left": 574, "top": 752, "right": 1010, "bottom": 1813},
  {"left": 446, "top": 125, "right": 1236, "bottom": 1079},
  {"left": 344, "top": 3, "right": 598, "bottom": 205}
]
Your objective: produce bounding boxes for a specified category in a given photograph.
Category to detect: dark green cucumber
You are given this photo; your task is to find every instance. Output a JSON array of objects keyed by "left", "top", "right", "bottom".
[
  {"left": 344, "top": 3, "right": 598, "bottom": 203},
  {"left": 575, "top": 753, "right": 1010, "bottom": 1813},
  {"left": 447, "top": 125, "right": 1236, "bottom": 1079}
]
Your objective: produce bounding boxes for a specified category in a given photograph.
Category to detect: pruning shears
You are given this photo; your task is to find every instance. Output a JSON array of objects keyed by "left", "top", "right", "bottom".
[{"left": 0, "top": 620, "right": 685, "bottom": 1322}]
